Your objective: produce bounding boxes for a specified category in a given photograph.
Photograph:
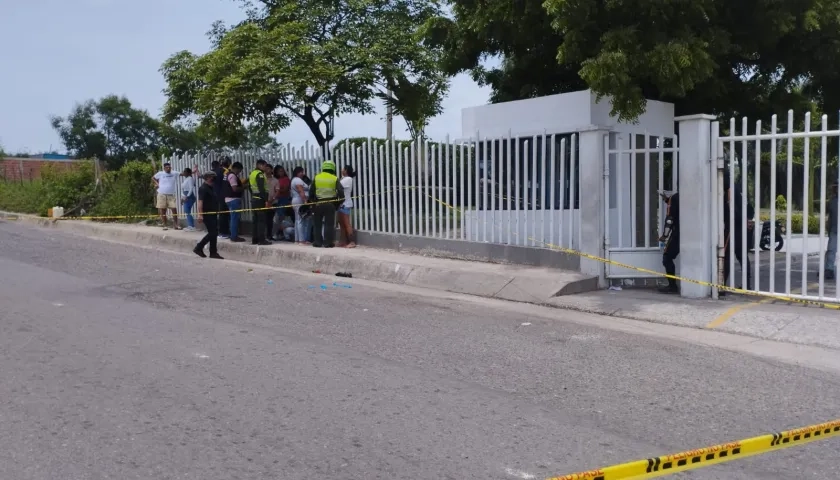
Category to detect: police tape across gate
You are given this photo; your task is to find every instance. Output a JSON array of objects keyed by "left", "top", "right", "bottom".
[
  {"left": 42, "top": 186, "right": 840, "bottom": 311},
  {"left": 546, "top": 418, "right": 840, "bottom": 479},
  {"left": 424, "top": 194, "right": 840, "bottom": 311}
]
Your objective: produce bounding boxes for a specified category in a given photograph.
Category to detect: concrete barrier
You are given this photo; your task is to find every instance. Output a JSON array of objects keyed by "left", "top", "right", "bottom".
[{"left": 0, "top": 212, "right": 600, "bottom": 305}]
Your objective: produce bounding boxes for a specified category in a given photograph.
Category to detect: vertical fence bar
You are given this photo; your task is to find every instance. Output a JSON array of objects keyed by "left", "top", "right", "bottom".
[
  {"left": 657, "top": 137, "right": 665, "bottom": 239},
  {"left": 753, "top": 120, "right": 762, "bottom": 291},
  {"left": 819, "top": 115, "right": 828, "bottom": 298},
  {"left": 740, "top": 117, "right": 749, "bottom": 290},
  {"left": 516, "top": 140, "right": 525, "bottom": 246},
  {"left": 458, "top": 142, "right": 465, "bottom": 240},
  {"left": 570, "top": 134, "right": 578, "bottom": 249},
  {"left": 398, "top": 142, "right": 406, "bottom": 235},
  {"left": 644, "top": 135, "right": 651, "bottom": 247},
  {"left": 464, "top": 139, "right": 471, "bottom": 240},
  {"left": 430, "top": 143, "right": 438, "bottom": 238},
  {"left": 617, "top": 135, "right": 625, "bottom": 248},
  {"left": 513, "top": 137, "right": 520, "bottom": 246},
  {"left": 541, "top": 132, "right": 548, "bottom": 247},
  {"left": 440, "top": 135, "right": 452, "bottom": 238},
  {"left": 630, "top": 134, "right": 638, "bottom": 248},
  {"left": 559, "top": 138, "right": 567, "bottom": 247},
  {"left": 410, "top": 143, "right": 418, "bottom": 236},
  {"left": 372, "top": 143, "right": 381, "bottom": 232},
  {"left": 785, "top": 111, "right": 794, "bottom": 294},
  {"left": 423, "top": 140, "right": 430, "bottom": 236},
  {"left": 489, "top": 137, "right": 496, "bottom": 243},
  {"left": 548, "top": 135, "right": 556, "bottom": 248},
  {"left": 802, "top": 112, "right": 811, "bottom": 295},
  {"left": 530, "top": 135, "right": 538, "bottom": 246},
  {"left": 407, "top": 145, "right": 415, "bottom": 236},
  {"left": 769, "top": 115, "right": 778, "bottom": 295},
  {"left": 362, "top": 141, "right": 370, "bottom": 232},
  {"left": 391, "top": 139, "right": 399, "bottom": 234},
  {"left": 524, "top": 137, "right": 532, "bottom": 245},
  {"left": 505, "top": 133, "right": 512, "bottom": 245},
  {"left": 729, "top": 118, "right": 737, "bottom": 289},
  {"left": 479, "top": 139, "right": 487, "bottom": 242},
  {"left": 383, "top": 140, "right": 396, "bottom": 233}
]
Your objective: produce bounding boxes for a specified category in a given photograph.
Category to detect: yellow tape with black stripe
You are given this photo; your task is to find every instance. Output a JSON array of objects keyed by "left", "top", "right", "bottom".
[
  {"left": 425, "top": 194, "right": 840, "bottom": 311},
  {"left": 547, "top": 418, "right": 840, "bottom": 479},
  {"left": 49, "top": 187, "right": 416, "bottom": 221},
  {"left": 37, "top": 184, "right": 839, "bottom": 310}
]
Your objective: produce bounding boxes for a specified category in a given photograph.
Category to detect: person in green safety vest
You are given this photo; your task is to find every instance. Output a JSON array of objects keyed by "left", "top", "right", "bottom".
[
  {"left": 309, "top": 159, "right": 344, "bottom": 248},
  {"left": 248, "top": 159, "right": 273, "bottom": 246}
]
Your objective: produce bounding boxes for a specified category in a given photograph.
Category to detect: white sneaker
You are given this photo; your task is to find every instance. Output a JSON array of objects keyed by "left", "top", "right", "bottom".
[{"left": 184, "top": 226, "right": 196, "bottom": 232}]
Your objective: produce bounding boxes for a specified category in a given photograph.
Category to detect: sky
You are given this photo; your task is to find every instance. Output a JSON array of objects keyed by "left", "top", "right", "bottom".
[{"left": 0, "top": 0, "right": 493, "bottom": 154}]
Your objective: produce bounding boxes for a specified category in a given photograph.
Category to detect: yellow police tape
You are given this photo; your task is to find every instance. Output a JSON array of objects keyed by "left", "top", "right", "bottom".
[
  {"left": 42, "top": 185, "right": 839, "bottom": 310},
  {"left": 426, "top": 195, "right": 840, "bottom": 311},
  {"left": 547, "top": 418, "right": 840, "bottom": 479}
]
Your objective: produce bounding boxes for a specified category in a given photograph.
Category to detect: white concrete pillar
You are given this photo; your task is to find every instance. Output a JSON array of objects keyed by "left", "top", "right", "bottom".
[
  {"left": 675, "top": 114, "right": 716, "bottom": 298},
  {"left": 577, "top": 127, "right": 611, "bottom": 287}
]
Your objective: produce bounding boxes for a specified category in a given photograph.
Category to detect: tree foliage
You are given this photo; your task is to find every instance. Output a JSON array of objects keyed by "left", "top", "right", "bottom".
[
  {"left": 161, "top": 0, "right": 448, "bottom": 147},
  {"left": 50, "top": 96, "right": 160, "bottom": 169},
  {"left": 431, "top": 0, "right": 840, "bottom": 121},
  {"left": 50, "top": 95, "right": 280, "bottom": 165}
]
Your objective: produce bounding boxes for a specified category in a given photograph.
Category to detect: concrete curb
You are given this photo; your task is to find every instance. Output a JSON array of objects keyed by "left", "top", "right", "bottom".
[{"left": 1, "top": 212, "right": 599, "bottom": 305}]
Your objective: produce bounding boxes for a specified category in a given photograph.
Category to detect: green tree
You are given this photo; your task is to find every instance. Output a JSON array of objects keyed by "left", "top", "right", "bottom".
[
  {"left": 51, "top": 96, "right": 161, "bottom": 168},
  {"left": 431, "top": 0, "right": 840, "bottom": 121},
  {"left": 161, "top": 0, "right": 446, "bottom": 148}
]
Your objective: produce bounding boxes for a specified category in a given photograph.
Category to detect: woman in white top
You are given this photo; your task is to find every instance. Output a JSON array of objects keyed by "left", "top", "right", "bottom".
[
  {"left": 290, "top": 166, "right": 311, "bottom": 244},
  {"left": 337, "top": 165, "right": 357, "bottom": 248},
  {"left": 180, "top": 167, "right": 198, "bottom": 231}
]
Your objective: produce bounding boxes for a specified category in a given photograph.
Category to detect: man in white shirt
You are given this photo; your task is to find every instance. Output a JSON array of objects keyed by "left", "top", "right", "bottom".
[{"left": 152, "top": 163, "right": 180, "bottom": 230}]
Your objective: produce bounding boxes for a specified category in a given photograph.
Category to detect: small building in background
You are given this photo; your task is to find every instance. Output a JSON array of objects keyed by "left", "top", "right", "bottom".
[{"left": 1, "top": 155, "right": 82, "bottom": 182}]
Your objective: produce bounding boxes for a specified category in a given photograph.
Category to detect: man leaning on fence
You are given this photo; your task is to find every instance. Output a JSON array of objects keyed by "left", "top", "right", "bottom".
[{"left": 309, "top": 160, "right": 344, "bottom": 248}]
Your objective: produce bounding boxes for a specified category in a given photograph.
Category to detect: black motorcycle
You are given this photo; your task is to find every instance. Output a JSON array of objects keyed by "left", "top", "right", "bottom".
[{"left": 758, "top": 219, "right": 785, "bottom": 251}]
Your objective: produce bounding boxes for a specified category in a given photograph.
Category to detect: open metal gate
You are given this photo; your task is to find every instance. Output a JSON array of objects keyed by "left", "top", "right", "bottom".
[{"left": 604, "top": 132, "right": 679, "bottom": 280}]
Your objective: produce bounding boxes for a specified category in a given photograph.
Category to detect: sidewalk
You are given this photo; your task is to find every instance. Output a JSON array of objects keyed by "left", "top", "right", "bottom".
[
  {"left": 0, "top": 213, "right": 596, "bottom": 304},
  {"left": 5, "top": 212, "right": 840, "bottom": 352}
]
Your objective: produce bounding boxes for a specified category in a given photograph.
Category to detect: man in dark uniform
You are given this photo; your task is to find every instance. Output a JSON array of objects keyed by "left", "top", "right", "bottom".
[
  {"left": 212, "top": 158, "right": 231, "bottom": 238},
  {"left": 194, "top": 171, "right": 224, "bottom": 259},
  {"left": 722, "top": 171, "right": 755, "bottom": 293},
  {"left": 658, "top": 191, "right": 680, "bottom": 293}
]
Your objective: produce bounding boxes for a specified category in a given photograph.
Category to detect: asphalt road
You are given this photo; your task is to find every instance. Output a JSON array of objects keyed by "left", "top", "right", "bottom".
[{"left": 1, "top": 220, "right": 839, "bottom": 480}]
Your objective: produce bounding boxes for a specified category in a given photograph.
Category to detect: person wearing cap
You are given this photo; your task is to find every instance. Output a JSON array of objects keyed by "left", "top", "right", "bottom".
[
  {"left": 658, "top": 190, "right": 680, "bottom": 293},
  {"left": 248, "top": 159, "right": 273, "bottom": 246},
  {"left": 826, "top": 183, "right": 838, "bottom": 280},
  {"left": 308, "top": 159, "right": 344, "bottom": 248},
  {"left": 193, "top": 171, "right": 224, "bottom": 259}
]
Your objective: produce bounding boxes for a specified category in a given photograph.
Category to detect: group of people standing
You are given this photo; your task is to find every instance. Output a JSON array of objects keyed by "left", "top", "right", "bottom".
[{"left": 154, "top": 156, "right": 358, "bottom": 259}]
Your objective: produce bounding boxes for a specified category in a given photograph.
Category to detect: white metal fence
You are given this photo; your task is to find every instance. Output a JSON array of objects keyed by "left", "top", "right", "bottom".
[
  {"left": 605, "top": 132, "right": 679, "bottom": 278},
  {"left": 715, "top": 111, "right": 839, "bottom": 302},
  {"left": 165, "top": 133, "right": 582, "bottom": 250}
]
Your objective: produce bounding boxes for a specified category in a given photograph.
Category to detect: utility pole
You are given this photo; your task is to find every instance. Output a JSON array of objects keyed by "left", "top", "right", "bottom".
[{"left": 386, "top": 87, "right": 393, "bottom": 140}]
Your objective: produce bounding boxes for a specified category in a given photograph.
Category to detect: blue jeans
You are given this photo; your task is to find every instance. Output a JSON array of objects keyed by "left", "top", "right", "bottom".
[
  {"left": 183, "top": 195, "right": 196, "bottom": 228},
  {"left": 826, "top": 233, "right": 837, "bottom": 272},
  {"left": 293, "top": 204, "right": 311, "bottom": 242},
  {"left": 226, "top": 198, "right": 242, "bottom": 239}
]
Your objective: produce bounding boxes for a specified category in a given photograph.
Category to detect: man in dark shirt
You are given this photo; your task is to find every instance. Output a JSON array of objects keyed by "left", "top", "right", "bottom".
[
  {"left": 658, "top": 191, "right": 680, "bottom": 293},
  {"left": 826, "top": 183, "right": 838, "bottom": 280},
  {"left": 722, "top": 172, "right": 755, "bottom": 292},
  {"left": 194, "top": 171, "right": 224, "bottom": 259},
  {"left": 212, "top": 158, "right": 232, "bottom": 238}
]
